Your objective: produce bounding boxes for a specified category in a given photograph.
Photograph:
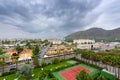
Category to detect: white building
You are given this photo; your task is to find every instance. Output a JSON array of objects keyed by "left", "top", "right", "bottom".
[
  {"left": 99, "top": 42, "right": 120, "bottom": 51},
  {"left": 77, "top": 44, "right": 93, "bottom": 50},
  {"left": 48, "top": 39, "right": 63, "bottom": 44},
  {"left": 74, "top": 39, "right": 95, "bottom": 50},
  {"left": 73, "top": 39, "right": 95, "bottom": 44}
]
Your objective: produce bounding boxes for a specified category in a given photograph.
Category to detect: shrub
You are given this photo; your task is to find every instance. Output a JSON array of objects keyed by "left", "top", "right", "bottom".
[
  {"left": 48, "top": 71, "right": 54, "bottom": 78},
  {"left": 9, "top": 70, "right": 16, "bottom": 74},
  {"left": 1, "top": 70, "right": 16, "bottom": 76},
  {"left": 1, "top": 72, "right": 10, "bottom": 76},
  {"left": 39, "top": 69, "right": 49, "bottom": 80},
  {"left": 41, "top": 61, "right": 47, "bottom": 67},
  {"left": 52, "top": 58, "right": 59, "bottom": 64},
  {"left": 60, "top": 58, "right": 65, "bottom": 62}
]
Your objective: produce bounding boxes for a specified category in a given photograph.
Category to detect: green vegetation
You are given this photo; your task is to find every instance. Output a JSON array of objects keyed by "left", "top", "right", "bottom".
[
  {"left": 51, "top": 58, "right": 60, "bottom": 64},
  {"left": 74, "top": 49, "right": 120, "bottom": 68},
  {"left": 16, "top": 45, "right": 23, "bottom": 54},
  {"left": 0, "top": 48, "right": 4, "bottom": 55},
  {"left": 0, "top": 59, "right": 72, "bottom": 80},
  {"left": 76, "top": 71, "right": 110, "bottom": 80},
  {"left": 76, "top": 70, "right": 92, "bottom": 80},
  {"left": 0, "top": 58, "right": 116, "bottom": 80},
  {"left": 0, "top": 48, "right": 6, "bottom": 74},
  {"left": 44, "top": 60, "right": 71, "bottom": 71},
  {"left": 16, "top": 64, "right": 33, "bottom": 80},
  {"left": 32, "top": 45, "right": 40, "bottom": 67}
]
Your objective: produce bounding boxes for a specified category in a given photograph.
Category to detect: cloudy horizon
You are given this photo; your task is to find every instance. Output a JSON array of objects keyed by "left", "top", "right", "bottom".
[{"left": 0, "top": 0, "right": 120, "bottom": 39}]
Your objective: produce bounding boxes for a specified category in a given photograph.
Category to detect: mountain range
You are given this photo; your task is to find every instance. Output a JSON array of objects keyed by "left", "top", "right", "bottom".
[{"left": 65, "top": 27, "right": 120, "bottom": 42}]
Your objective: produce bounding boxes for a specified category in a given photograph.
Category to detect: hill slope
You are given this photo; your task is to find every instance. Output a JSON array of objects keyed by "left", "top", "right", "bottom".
[{"left": 65, "top": 28, "right": 120, "bottom": 42}]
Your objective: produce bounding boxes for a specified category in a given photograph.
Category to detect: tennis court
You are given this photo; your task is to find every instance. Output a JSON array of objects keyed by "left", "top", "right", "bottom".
[
  {"left": 61, "top": 66, "right": 91, "bottom": 80},
  {"left": 53, "top": 64, "right": 99, "bottom": 80}
]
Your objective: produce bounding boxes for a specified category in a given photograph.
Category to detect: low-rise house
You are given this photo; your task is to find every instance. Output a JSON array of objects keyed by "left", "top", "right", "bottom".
[
  {"left": 45, "top": 45, "right": 73, "bottom": 56},
  {"left": 19, "top": 49, "right": 32, "bottom": 61},
  {"left": 6, "top": 49, "right": 32, "bottom": 62}
]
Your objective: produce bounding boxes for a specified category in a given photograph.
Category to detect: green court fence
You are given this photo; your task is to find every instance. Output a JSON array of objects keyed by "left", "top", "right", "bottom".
[{"left": 101, "top": 71, "right": 116, "bottom": 80}]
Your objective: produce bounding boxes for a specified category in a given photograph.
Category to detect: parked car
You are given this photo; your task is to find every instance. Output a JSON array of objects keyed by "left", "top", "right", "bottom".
[{"left": 10, "top": 64, "right": 16, "bottom": 70}]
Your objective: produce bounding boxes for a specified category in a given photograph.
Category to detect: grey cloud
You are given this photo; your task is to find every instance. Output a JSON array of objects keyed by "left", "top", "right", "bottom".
[{"left": 1, "top": 0, "right": 119, "bottom": 39}]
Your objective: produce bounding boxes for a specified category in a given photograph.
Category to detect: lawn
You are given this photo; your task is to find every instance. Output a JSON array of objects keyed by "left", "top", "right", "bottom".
[
  {"left": 44, "top": 61, "right": 71, "bottom": 70},
  {"left": 0, "top": 68, "right": 42, "bottom": 80}
]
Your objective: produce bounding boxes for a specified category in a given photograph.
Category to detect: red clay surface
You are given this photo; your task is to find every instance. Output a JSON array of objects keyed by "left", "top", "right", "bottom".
[{"left": 61, "top": 66, "right": 91, "bottom": 80}]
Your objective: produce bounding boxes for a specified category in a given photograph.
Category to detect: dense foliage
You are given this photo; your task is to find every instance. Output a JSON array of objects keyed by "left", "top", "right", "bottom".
[
  {"left": 76, "top": 70, "right": 92, "bottom": 80},
  {"left": 76, "top": 70, "right": 109, "bottom": 80},
  {"left": 74, "top": 49, "right": 120, "bottom": 67}
]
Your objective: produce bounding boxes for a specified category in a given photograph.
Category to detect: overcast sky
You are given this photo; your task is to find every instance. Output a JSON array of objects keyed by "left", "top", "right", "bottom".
[{"left": 0, "top": 0, "right": 120, "bottom": 39}]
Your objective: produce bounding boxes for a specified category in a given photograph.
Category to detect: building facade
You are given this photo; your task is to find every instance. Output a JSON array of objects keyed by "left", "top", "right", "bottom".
[
  {"left": 74, "top": 39, "right": 95, "bottom": 50},
  {"left": 45, "top": 45, "right": 73, "bottom": 56},
  {"left": 48, "top": 39, "right": 63, "bottom": 44},
  {"left": 73, "top": 39, "right": 95, "bottom": 44}
]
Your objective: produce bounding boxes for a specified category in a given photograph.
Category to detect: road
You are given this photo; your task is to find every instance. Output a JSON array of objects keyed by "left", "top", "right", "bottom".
[
  {"left": 39, "top": 44, "right": 50, "bottom": 63},
  {"left": 0, "top": 62, "right": 30, "bottom": 75}
]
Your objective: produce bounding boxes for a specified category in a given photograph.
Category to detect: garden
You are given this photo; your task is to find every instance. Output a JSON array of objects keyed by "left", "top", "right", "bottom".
[{"left": 0, "top": 58, "right": 116, "bottom": 80}]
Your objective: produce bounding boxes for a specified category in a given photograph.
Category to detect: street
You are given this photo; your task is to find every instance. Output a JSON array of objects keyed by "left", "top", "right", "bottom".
[{"left": 39, "top": 44, "right": 50, "bottom": 63}]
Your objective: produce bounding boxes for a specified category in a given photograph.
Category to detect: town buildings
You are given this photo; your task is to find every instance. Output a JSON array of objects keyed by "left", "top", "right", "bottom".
[
  {"left": 73, "top": 39, "right": 95, "bottom": 44},
  {"left": 74, "top": 39, "right": 120, "bottom": 50},
  {"left": 45, "top": 45, "right": 73, "bottom": 56},
  {"left": 0, "top": 49, "right": 32, "bottom": 63},
  {"left": 74, "top": 39, "right": 95, "bottom": 50},
  {"left": 48, "top": 39, "right": 63, "bottom": 44}
]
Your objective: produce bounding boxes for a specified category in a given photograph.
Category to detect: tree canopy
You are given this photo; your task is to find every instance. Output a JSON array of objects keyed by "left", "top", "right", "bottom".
[
  {"left": 76, "top": 70, "right": 92, "bottom": 80},
  {"left": 16, "top": 64, "right": 33, "bottom": 80}
]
